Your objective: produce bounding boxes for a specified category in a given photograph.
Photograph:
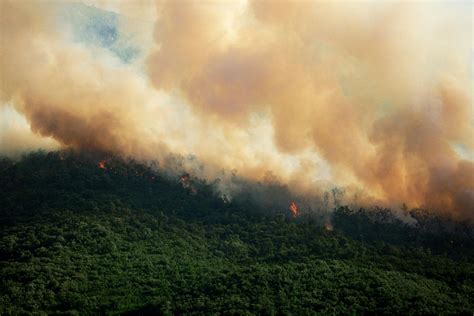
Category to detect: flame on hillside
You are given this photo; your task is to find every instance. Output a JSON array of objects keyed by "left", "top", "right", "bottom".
[
  {"left": 98, "top": 160, "right": 107, "bottom": 170},
  {"left": 289, "top": 201, "right": 299, "bottom": 218},
  {"left": 180, "top": 173, "right": 197, "bottom": 195},
  {"left": 180, "top": 173, "right": 190, "bottom": 187}
]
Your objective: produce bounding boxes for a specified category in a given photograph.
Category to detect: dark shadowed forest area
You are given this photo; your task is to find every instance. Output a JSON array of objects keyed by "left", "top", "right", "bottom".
[{"left": 1, "top": 151, "right": 473, "bottom": 315}]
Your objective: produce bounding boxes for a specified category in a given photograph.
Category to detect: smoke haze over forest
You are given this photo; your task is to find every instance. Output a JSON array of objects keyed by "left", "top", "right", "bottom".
[{"left": 1, "top": 0, "right": 473, "bottom": 218}]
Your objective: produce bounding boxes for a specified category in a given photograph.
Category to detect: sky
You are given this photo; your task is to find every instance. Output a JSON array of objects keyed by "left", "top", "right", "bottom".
[{"left": 0, "top": 0, "right": 473, "bottom": 218}]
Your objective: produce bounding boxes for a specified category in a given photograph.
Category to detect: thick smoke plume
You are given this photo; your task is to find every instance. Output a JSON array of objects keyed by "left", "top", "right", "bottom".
[
  {"left": 1, "top": 1, "right": 473, "bottom": 218},
  {"left": 147, "top": 1, "right": 473, "bottom": 218}
]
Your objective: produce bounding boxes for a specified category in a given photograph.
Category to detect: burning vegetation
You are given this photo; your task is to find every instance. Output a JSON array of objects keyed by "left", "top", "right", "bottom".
[
  {"left": 98, "top": 160, "right": 107, "bottom": 170},
  {"left": 290, "top": 201, "right": 299, "bottom": 218},
  {"left": 180, "top": 173, "right": 190, "bottom": 187},
  {"left": 180, "top": 173, "right": 197, "bottom": 195}
]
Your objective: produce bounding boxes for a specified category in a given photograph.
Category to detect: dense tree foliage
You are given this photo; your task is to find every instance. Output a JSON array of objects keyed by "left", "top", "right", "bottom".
[{"left": 1, "top": 151, "right": 473, "bottom": 314}]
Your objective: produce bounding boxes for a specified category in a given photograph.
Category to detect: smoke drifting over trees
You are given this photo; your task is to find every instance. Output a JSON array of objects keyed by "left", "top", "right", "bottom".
[{"left": 1, "top": 1, "right": 472, "bottom": 218}]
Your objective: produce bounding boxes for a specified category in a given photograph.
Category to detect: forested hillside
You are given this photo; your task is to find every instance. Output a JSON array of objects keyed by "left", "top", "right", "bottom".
[{"left": 1, "top": 151, "right": 473, "bottom": 315}]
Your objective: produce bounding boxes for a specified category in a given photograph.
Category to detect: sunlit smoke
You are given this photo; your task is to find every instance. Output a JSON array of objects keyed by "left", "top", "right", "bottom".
[
  {"left": 147, "top": 0, "right": 473, "bottom": 218},
  {"left": 1, "top": 1, "right": 472, "bottom": 219}
]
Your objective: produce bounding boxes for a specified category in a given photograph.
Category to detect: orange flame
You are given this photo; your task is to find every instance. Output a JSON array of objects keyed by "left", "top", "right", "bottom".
[
  {"left": 180, "top": 173, "right": 198, "bottom": 194},
  {"left": 98, "top": 160, "right": 107, "bottom": 170},
  {"left": 180, "top": 173, "right": 190, "bottom": 187},
  {"left": 289, "top": 201, "right": 298, "bottom": 218}
]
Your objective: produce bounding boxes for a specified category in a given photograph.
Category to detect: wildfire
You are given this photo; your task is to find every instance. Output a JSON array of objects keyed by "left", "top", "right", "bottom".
[
  {"left": 180, "top": 173, "right": 190, "bottom": 188},
  {"left": 98, "top": 160, "right": 107, "bottom": 170},
  {"left": 180, "top": 173, "right": 198, "bottom": 195},
  {"left": 289, "top": 201, "right": 299, "bottom": 218}
]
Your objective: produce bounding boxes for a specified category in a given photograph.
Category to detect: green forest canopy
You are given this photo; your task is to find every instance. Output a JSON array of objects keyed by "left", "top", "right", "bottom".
[{"left": 1, "top": 151, "right": 473, "bottom": 314}]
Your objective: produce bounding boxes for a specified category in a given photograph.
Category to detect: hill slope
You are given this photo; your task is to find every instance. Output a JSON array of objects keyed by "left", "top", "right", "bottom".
[{"left": 1, "top": 151, "right": 473, "bottom": 314}]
